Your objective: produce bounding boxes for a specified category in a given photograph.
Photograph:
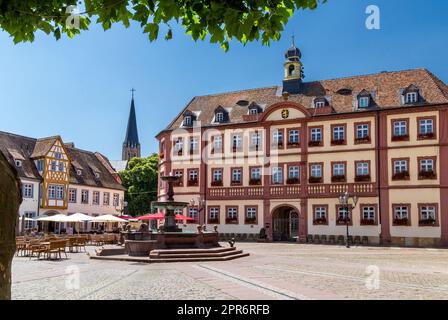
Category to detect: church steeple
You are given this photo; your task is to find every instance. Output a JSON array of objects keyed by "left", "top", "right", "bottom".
[
  {"left": 122, "top": 89, "right": 141, "bottom": 161},
  {"left": 282, "top": 35, "right": 304, "bottom": 95}
]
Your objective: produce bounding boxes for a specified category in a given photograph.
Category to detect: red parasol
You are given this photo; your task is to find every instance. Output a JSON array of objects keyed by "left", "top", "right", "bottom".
[{"left": 136, "top": 213, "right": 165, "bottom": 220}]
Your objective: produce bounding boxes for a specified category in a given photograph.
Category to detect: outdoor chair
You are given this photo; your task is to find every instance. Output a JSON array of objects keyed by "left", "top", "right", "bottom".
[
  {"left": 354, "top": 236, "right": 361, "bottom": 245},
  {"left": 362, "top": 236, "right": 369, "bottom": 245},
  {"left": 74, "top": 237, "right": 87, "bottom": 252},
  {"left": 320, "top": 235, "right": 327, "bottom": 243},
  {"left": 328, "top": 235, "right": 336, "bottom": 244},
  {"left": 67, "top": 237, "right": 77, "bottom": 252},
  {"left": 307, "top": 234, "right": 313, "bottom": 243},
  {"left": 15, "top": 240, "right": 27, "bottom": 256}
]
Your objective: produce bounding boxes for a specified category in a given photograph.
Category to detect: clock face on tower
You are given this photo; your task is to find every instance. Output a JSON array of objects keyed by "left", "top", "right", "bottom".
[{"left": 281, "top": 109, "right": 289, "bottom": 119}]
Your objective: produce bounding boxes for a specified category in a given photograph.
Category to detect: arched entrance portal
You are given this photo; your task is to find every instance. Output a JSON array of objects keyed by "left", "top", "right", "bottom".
[{"left": 272, "top": 206, "right": 299, "bottom": 241}]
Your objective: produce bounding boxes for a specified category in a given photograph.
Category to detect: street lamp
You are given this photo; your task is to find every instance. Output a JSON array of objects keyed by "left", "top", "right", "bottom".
[
  {"left": 190, "top": 197, "right": 206, "bottom": 224},
  {"left": 338, "top": 192, "right": 358, "bottom": 248}
]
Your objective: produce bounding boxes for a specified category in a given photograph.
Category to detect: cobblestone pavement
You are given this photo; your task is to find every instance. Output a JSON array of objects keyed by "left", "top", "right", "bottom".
[{"left": 11, "top": 243, "right": 448, "bottom": 300}]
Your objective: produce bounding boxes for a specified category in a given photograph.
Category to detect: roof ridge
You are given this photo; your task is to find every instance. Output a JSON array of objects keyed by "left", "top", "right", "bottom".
[
  {"left": 423, "top": 69, "right": 448, "bottom": 99},
  {"left": 0, "top": 130, "right": 37, "bottom": 142},
  {"left": 194, "top": 85, "right": 278, "bottom": 98},
  {"left": 314, "top": 68, "right": 427, "bottom": 84}
]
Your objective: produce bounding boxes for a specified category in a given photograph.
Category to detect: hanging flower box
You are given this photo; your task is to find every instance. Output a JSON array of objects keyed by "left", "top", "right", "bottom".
[
  {"left": 308, "top": 140, "right": 322, "bottom": 147},
  {"left": 308, "top": 176, "right": 322, "bottom": 184},
  {"left": 287, "top": 142, "right": 300, "bottom": 148},
  {"left": 245, "top": 217, "right": 257, "bottom": 223},
  {"left": 313, "top": 217, "right": 327, "bottom": 225},
  {"left": 286, "top": 178, "right": 300, "bottom": 185},
  {"left": 393, "top": 218, "right": 409, "bottom": 226},
  {"left": 337, "top": 217, "right": 351, "bottom": 224},
  {"left": 418, "top": 132, "right": 435, "bottom": 139},
  {"left": 208, "top": 218, "right": 219, "bottom": 224},
  {"left": 211, "top": 180, "right": 223, "bottom": 187},
  {"left": 187, "top": 179, "right": 198, "bottom": 187},
  {"left": 418, "top": 171, "right": 436, "bottom": 179},
  {"left": 355, "top": 136, "right": 371, "bottom": 143},
  {"left": 331, "top": 139, "right": 345, "bottom": 145},
  {"left": 391, "top": 135, "right": 409, "bottom": 142},
  {"left": 392, "top": 171, "right": 410, "bottom": 180},
  {"left": 225, "top": 218, "right": 238, "bottom": 224},
  {"left": 419, "top": 218, "right": 436, "bottom": 226},
  {"left": 355, "top": 175, "right": 371, "bottom": 182},
  {"left": 249, "top": 178, "right": 262, "bottom": 186},
  {"left": 361, "top": 219, "right": 375, "bottom": 225},
  {"left": 331, "top": 175, "right": 346, "bottom": 183}
]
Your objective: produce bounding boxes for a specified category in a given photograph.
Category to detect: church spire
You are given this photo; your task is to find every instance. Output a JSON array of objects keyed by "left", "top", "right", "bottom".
[{"left": 122, "top": 89, "right": 141, "bottom": 160}]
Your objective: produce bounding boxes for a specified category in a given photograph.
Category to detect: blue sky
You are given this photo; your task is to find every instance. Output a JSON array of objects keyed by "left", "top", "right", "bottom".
[{"left": 0, "top": 0, "right": 447, "bottom": 160}]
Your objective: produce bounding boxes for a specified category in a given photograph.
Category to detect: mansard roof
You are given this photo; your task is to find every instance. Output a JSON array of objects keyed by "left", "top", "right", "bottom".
[
  {"left": 163, "top": 68, "right": 448, "bottom": 131},
  {"left": 0, "top": 131, "right": 125, "bottom": 190}
]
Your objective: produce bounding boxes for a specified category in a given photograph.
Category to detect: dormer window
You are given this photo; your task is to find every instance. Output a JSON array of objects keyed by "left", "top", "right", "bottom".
[
  {"left": 406, "top": 92, "right": 418, "bottom": 104},
  {"left": 94, "top": 172, "right": 100, "bottom": 179},
  {"left": 215, "top": 112, "right": 224, "bottom": 123},
  {"left": 182, "top": 111, "right": 196, "bottom": 127},
  {"left": 77, "top": 169, "right": 82, "bottom": 176},
  {"left": 402, "top": 84, "right": 420, "bottom": 105},
  {"left": 15, "top": 160, "right": 22, "bottom": 167},
  {"left": 314, "top": 97, "right": 328, "bottom": 108},
  {"left": 359, "top": 96, "right": 370, "bottom": 108},
  {"left": 213, "top": 106, "right": 228, "bottom": 123},
  {"left": 249, "top": 108, "right": 258, "bottom": 115}
]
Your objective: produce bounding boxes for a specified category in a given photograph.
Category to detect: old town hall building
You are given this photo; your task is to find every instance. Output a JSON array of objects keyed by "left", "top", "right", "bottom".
[{"left": 156, "top": 43, "right": 448, "bottom": 247}]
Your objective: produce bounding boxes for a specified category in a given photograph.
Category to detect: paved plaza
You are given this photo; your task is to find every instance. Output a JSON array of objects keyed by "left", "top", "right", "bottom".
[{"left": 11, "top": 242, "right": 448, "bottom": 300}]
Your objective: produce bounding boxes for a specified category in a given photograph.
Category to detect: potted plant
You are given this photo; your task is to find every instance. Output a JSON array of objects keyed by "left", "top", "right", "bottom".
[
  {"left": 286, "top": 177, "right": 300, "bottom": 185},
  {"left": 355, "top": 175, "right": 371, "bottom": 182},
  {"left": 393, "top": 217, "right": 409, "bottom": 226},
  {"left": 308, "top": 140, "right": 322, "bottom": 147},
  {"left": 418, "top": 132, "right": 434, "bottom": 139},
  {"left": 419, "top": 218, "right": 436, "bottom": 225},
  {"left": 308, "top": 176, "right": 322, "bottom": 183},
  {"left": 391, "top": 134, "right": 409, "bottom": 141},
  {"left": 331, "top": 139, "right": 345, "bottom": 145},
  {"left": 355, "top": 136, "right": 371, "bottom": 143},
  {"left": 331, "top": 175, "right": 346, "bottom": 183},
  {"left": 418, "top": 170, "right": 436, "bottom": 179},
  {"left": 249, "top": 178, "right": 262, "bottom": 185},
  {"left": 313, "top": 217, "right": 327, "bottom": 225},
  {"left": 392, "top": 171, "right": 410, "bottom": 180}
]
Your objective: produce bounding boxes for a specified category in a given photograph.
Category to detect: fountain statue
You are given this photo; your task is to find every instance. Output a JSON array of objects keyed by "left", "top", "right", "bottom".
[{"left": 151, "top": 175, "right": 189, "bottom": 232}]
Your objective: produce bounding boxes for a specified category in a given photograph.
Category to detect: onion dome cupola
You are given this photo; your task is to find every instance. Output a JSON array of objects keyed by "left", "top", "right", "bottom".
[{"left": 283, "top": 36, "right": 304, "bottom": 95}]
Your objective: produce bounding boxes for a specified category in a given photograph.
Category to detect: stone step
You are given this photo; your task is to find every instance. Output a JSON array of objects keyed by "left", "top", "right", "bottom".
[
  {"left": 150, "top": 246, "right": 236, "bottom": 255},
  {"left": 148, "top": 252, "right": 250, "bottom": 263},
  {"left": 150, "top": 249, "right": 243, "bottom": 259}
]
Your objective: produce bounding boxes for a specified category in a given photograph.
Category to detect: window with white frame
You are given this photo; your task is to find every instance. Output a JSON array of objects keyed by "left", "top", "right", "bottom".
[
  {"left": 24, "top": 212, "right": 36, "bottom": 229},
  {"left": 273, "top": 130, "right": 283, "bottom": 145},
  {"left": 68, "top": 188, "right": 77, "bottom": 203},
  {"left": 54, "top": 152, "right": 62, "bottom": 159},
  {"left": 362, "top": 206, "right": 376, "bottom": 221},
  {"left": 289, "top": 130, "right": 299, "bottom": 143},
  {"left": 47, "top": 185, "right": 56, "bottom": 199},
  {"left": 58, "top": 161, "right": 64, "bottom": 172},
  {"left": 288, "top": 166, "right": 299, "bottom": 179},
  {"left": 394, "top": 206, "right": 409, "bottom": 219},
  {"left": 93, "top": 191, "right": 100, "bottom": 205},
  {"left": 15, "top": 159, "right": 22, "bottom": 167},
  {"left": 190, "top": 137, "right": 199, "bottom": 152},
  {"left": 420, "top": 159, "right": 434, "bottom": 172},
  {"left": 175, "top": 138, "right": 183, "bottom": 151},
  {"left": 420, "top": 206, "right": 435, "bottom": 221},
  {"left": 251, "top": 132, "right": 262, "bottom": 147},
  {"left": 232, "top": 134, "right": 242, "bottom": 149},
  {"left": 103, "top": 192, "right": 110, "bottom": 206},
  {"left": 215, "top": 112, "right": 224, "bottom": 123},
  {"left": 393, "top": 121, "right": 407, "bottom": 136},
  {"left": 310, "top": 128, "right": 322, "bottom": 142},
  {"left": 337, "top": 206, "right": 350, "bottom": 220},
  {"left": 314, "top": 207, "right": 327, "bottom": 219},
  {"left": 356, "top": 124, "right": 369, "bottom": 139},
  {"left": 23, "top": 184, "right": 33, "bottom": 198},
  {"left": 272, "top": 167, "right": 283, "bottom": 184},
  {"left": 188, "top": 207, "right": 198, "bottom": 220},
  {"left": 174, "top": 208, "right": 183, "bottom": 215},
  {"left": 184, "top": 116, "right": 192, "bottom": 126},
  {"left": 419, "top": 119, "right": 433, "bottom": 135},
  {"left": 232, "top": 168, "right": 242, "bottom": 183},
  {"left": 188, "top": 169, "right": 198, "bottom": 181},
  {"left": 332, "top": 163, "right": 345, "bottom": 176},
  {"left": 394, "top": 160, "right": 408, "bottom": 174},
  {"left": 356, "top": 162, "right": 369, "bottom": 176},
  {"left": 213, "top": 136, "right": 222, "bottom": 151},
  {"left": 249, "top": 108, "right": 258, "bottom": 115},
  {"left": 113, "top": 193, "right": 119, "bottom": 207},
  {"left": 332, "top": 126, "right": 345, "bottom": 141},
  {"left": 246, "top": 207, "right": 256, "bottom": 220},
  {"left": 56, "top": 185, "right": 64, "bottom": 199},
  {"left": 51, "top": 160, "right": 57, "bottom": 171},
  {"left": 36, "top": 159, "right": 44, "bottom": 172},
  {"left": 315, "top": 101, "right": 325, "bottom": 108},
  {"left": 81, "top": 190, "right": 89, "bottom": 204},
  {"left": 310, "top": 164, "right": 322, "bottom": 178},
  {"left": 405, "top": 92, "right": 418, "bottom": 104},
  {"left": 359, "top": 96, "right": 370, "bottom": 108},
  {"left": 76, "top": 169, "right": 82, "bottom": 176},
  {"left": 213, "top": 169, "right": 222, "bottom": 182},
  {"left": 226, "top": 207, "right": 238, "bottom": 220},
  {"left": 251, "top": 167, "right": 261, "bottom": 180},
  {"left": 209, "top": 207, "right": 219, "bottom": 220}
]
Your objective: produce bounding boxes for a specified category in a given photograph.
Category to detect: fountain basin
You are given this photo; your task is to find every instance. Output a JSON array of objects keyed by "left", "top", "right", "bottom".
[{"left": 125, "top": 240, "right": 158, "bottom": 256}]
